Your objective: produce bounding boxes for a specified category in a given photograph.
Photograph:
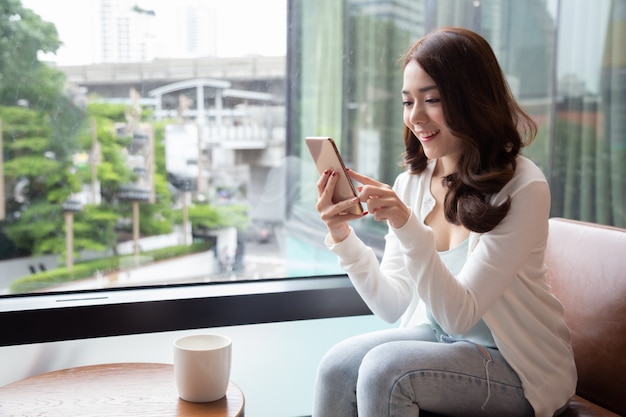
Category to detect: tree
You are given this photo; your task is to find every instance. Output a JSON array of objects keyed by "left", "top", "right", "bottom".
[
  {"left": 1, "top": 0, "right": 87, "bottom": 259},
  {"left": 86, "top": 103, "right": 176, "bottom": 240},
  {"left": 0, "top": 0, "right": 85, "bottom": 163},
  {"left": 0, "top": 0, "right": 62, "bottom": 110},
  {"left": 1, "top": 106, "right": 80, "bottom": 255}
]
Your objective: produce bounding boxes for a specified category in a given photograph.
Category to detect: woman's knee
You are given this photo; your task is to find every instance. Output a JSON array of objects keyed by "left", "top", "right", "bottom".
[
  {"left": 356, "top": 340, "right": 444, "bottom": 399},
  {"left": 355, "top": 342, "right": 425, "bottom": 416},
  {"left": 316, "top": 337, "right": 363, "bottom": 383},
  {"left": 357, "top": 341, "right": 415, "bottom": 397},
  {"left": 317, "top": 327, "right": 436, "bottom": 388}
]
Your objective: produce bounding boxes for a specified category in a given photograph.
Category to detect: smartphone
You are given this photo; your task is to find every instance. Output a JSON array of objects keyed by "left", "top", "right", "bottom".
[{"left": 305, "top": 136, "right": 364, "bottom": 215}]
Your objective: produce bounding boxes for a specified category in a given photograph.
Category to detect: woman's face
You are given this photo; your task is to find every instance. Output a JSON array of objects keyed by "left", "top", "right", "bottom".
[{"left": 402, "top": 60, "right": 463, "bottom": 171}]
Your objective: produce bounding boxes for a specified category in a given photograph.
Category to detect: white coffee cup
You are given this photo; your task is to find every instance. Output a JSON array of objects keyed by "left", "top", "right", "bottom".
[{"left": 174, "top": 334, "right": 232, "bottom": 402}]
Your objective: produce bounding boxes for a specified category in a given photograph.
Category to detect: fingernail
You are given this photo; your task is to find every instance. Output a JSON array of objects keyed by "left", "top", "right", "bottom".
[
  {"left": 323, "top": 169, "right": 329, "bottom": 175},
  {"left": 357, "top": 186, "right": 363, "bottom": 192},
  {"left": 362, "top": 211, "right": 369, "bottom": 216},
  {"left": 331, "top": 171, "right": 337, "bottom": 176}
]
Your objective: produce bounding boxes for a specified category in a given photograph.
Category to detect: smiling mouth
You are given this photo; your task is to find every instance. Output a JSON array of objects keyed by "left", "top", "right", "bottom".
[{"left": 416, "top": 129, "right": 440, "bottom": 141}]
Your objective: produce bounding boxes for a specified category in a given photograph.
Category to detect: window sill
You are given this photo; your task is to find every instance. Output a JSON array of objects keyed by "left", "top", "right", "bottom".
[{"left": 0, "top": 276, "right": 372, "bottom": 347}]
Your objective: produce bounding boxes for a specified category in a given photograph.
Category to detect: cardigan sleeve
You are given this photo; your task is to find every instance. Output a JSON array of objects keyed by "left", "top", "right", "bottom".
[{"left": 325, "top": 223, "right": 417, "bottom": 324}]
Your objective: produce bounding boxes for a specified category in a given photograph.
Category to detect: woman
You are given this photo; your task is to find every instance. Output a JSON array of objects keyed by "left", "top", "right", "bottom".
[{"left": 313, "top": 27, "right": 576, "bottom": 417}]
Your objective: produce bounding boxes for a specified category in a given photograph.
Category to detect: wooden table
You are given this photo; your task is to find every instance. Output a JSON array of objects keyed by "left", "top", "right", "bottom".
[{"left": 0, "top": 362, "right": 244, "bottom": 417}]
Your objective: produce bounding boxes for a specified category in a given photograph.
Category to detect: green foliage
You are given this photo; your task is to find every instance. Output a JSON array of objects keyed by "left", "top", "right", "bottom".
[
  {"left": 188, "top": 204, "right": 222, "bottom": 230},
  {"left": 188, "top": 203, "right": 250, "bottom": 231},
  {"left": 151, "top": 122, "right": 169, "bottom": 181},
  {"left": 8, "top": 242, "right": 212, "bottom": 294},
  {"left": 137, "top": 201, "right": 174, "bottom": 235},
  {"left": 87, "top": 102, "right": 130, "bottom": 122},
  {"left": 6, "top": 136, "right": 48, "bottom": 153},
  {"left": 76, "top": 104, "right": 176, "bottom": 240},
  {"left": 10, "top": 260, "right": 116, "bottom": 294},
  {"left": 0, "top": 0, "right": 88, "bottom": 260},
  {"left": 4, "top": 155, "right": 60, "bottom": 179},
  {"left": 1, "top": 108, "right": 80, "bottom": 209},
  {"left": 215, "top": 204, "right": 250, "bottom": 230},
  {"left": 46, "top": 93, "right": 86, "bottom": 162},
  {"left": 72, "top": 204, "right": 120, "bottom": 254},
  {"left": 0, "top": 107, "right": 50, "bottom": 157},
  {"left": 0, "top": 0, "right": 63, "bottom": 110},
  {"left": 1, "top": 105, "right": 80, "bottom": 260},
  {"left": 83, "top": 116, "right": 134, "bottom": 202},
  {"left": 4, "top": 201, "right": 62, "bottom": 254},
  {"left": 0, "top": 0, "right": 81, "bottom": 155},
  {"left": 97, "top": 151, "right": 134, "bottom": 201}
]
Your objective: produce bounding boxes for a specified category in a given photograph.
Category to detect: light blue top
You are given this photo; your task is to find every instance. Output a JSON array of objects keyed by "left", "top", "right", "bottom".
[{"left": 427, "top": 238, "right": 497, "bottom": 348}]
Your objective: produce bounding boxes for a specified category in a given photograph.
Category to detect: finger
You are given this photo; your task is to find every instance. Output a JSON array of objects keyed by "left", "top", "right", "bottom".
[
  {"left": 364, "top": 195, "right": 382, "bottom": 212},
  {"left": 316, "top": 171, "right": 345, "bottom": 212},
  {"left": 316, "top": 169, "right": 332, "bottom": 198},
  {"left": 357, "top": 185, "right": 393, "bottom": 204},
  {"left": 362, "top": 196, "right": 410, "bottom": 228},
  {"left": 346, "top": 169, "right": 385, "bottom": 187},
  {"left": 364, "top": 194, "right": 396, "bottom": 213},
  {"left": 320, "top": 197, "right": 366, "bottom": 221},
  {"left": 335, "top": 196, "right": 363, "bottom": 216}
]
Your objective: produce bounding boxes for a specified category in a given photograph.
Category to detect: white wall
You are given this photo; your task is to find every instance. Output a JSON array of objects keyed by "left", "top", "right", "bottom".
[{"left": 0, "top": 315, "right": 394, "bottom": 417}]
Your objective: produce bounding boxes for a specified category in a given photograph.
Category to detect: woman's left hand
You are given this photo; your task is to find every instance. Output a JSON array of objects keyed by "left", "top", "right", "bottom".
[{"left": 349, "top": 169, "right": 411, "bottom": 229}]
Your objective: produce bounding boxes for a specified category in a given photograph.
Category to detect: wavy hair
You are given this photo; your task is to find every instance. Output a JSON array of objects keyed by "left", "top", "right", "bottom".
[{"left": 401, "top": 27, "right": 537, "bottom": 233}]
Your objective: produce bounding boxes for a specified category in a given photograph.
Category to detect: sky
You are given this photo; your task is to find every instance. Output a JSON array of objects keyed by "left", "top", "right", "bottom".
[{"left": 21, "top": 0, "right": 287, "bottom": 65}]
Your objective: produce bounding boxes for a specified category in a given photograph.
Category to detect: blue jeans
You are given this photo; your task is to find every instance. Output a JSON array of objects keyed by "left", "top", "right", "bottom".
[{"left": 312, "top": 325, "right": 535, "bottom": 417}]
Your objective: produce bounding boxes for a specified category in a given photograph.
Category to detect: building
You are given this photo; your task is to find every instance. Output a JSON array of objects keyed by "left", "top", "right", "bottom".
[
  {"left": 85, "top": 0, "right": 219, "bottom": 64},
  {"left": 59, "top": 54, "right": 287, "bottom": 223}
]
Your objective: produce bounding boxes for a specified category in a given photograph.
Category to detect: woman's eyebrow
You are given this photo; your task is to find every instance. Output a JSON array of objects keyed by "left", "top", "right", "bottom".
[
  {"left": 401, "top": 85, "right": 438, "bottom": 95},
  {"left": 419, "top": 85, "right": 438, "bottom": 93}
]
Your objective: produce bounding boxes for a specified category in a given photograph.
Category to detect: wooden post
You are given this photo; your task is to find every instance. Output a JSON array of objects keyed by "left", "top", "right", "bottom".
[
  {"left": 0, "top": 119, "right": 4, "bottom": 220},
  {"left": 182, "top": 191, "right": 189, "bottom": 246},
  {"left": 147, "top": 125, "right": 155, "bottom": 203},
  {"left": 90, "top": 118, "right": 99, "bottom": 204},
  {"left": 196, "top": 123, "right": 204, "bottom": 194},
  {"left": 65, "top": 211, "right": 74, "bottom": 270},
  {"left": 133, "top": 200, "right": 140, "bottom": 265}
]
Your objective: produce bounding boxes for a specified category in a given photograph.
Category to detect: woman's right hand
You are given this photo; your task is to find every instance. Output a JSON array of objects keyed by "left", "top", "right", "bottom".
[{"left": 315, "top": 170, "right": 366, "bottom": 243}]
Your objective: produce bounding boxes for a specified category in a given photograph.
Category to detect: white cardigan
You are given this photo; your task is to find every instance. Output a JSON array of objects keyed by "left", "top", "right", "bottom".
[{"left": 325, "top": 156, "right": 577, "bottom": 417}]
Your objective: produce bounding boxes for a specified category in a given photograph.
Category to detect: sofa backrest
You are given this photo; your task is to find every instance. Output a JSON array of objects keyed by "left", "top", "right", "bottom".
[{"left": 545, "top": 218, "right": 626, "bottom": 416}]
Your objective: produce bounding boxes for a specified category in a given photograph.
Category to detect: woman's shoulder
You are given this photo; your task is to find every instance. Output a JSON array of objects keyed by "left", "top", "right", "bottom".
[
  {"left": 498, "top": 156, "right": 548, "bottom": 200},
  {"left": 515, "top": 155, "right": 547, "bottom": 181}
]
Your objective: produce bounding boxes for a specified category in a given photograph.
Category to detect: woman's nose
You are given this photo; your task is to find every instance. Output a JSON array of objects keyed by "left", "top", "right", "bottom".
[{"left": 409, "top": 104, "right": 426, "bottom": 125}]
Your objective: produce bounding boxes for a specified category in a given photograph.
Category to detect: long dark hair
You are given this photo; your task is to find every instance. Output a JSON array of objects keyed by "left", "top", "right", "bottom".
[{"left": 401, "top": 27, "right": 537, "bottom": 233}]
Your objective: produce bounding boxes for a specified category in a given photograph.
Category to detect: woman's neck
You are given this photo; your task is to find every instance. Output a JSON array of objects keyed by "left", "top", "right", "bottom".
[{"left": 433, "top": 157, "right": 458, "bottom": 178}]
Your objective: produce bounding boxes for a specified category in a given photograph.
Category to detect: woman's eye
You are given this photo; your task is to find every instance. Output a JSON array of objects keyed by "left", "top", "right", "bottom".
[
  {"left": 402, "top": 101, "right": 413, "bottom": 107},
  {"left": 425, "top": 98, "right": 440, "bottom": 104}
]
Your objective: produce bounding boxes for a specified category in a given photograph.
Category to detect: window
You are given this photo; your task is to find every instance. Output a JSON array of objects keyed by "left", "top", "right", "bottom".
[
  {"left": 1, "top": 0, "right": 624, "bottom": 302},
  {"left": 1, "top": 0, "right": 291, "bottom": 296},
  {"left": 288, "top": 0, "right": 626, "bottom": 263}
]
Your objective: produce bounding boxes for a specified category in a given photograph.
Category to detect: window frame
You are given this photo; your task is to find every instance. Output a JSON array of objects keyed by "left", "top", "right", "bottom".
[{"left": 0, "top": 274, "right": 372, "bottom": 347}]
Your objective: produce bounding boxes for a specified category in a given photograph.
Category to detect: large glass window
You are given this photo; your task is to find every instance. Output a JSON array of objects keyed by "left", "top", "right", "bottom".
[
  {"left": 1, "top": 0, "right": 289, "bottom": 295},
  {"left": 1, "top": 0, "right": 624, "bottom": 297},
  {"left": 288, "top": 0, "right": 626, "bottom": 274}
]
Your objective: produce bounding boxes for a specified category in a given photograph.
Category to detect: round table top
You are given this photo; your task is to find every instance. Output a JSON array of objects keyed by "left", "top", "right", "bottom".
[{"left": 0, "top": 362, "right": 244, "bottom": 417}]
